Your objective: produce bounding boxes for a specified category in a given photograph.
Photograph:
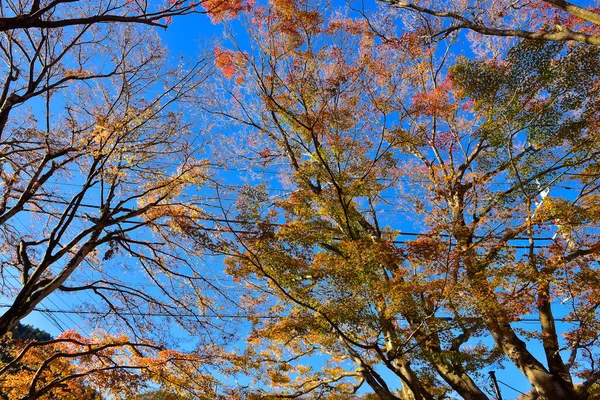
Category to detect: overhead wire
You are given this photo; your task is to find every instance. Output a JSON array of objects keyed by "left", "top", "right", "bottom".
[
  {"left": 1, "top": 270, "right": 67, "bottom": 333},
  {"left": 18, "top": 202, "right": 564, "bottom": 245},
  {"left": 0, "top": 304, "right": 583, "bottom": 324},
  {"left": 8, "top": 211, "right": 97, "bottom": 335},
  {"left": 8, "top": 161, "right": 593, "bottom": 251},
  {"left": 1, "top": 152, "right": 597, "bottom": 337},
  {"left": 38, "top": 162, "right": 587, "bottom": 188},
  {"left": 497, "top": 379, "right": 528, "bottom": 396}
]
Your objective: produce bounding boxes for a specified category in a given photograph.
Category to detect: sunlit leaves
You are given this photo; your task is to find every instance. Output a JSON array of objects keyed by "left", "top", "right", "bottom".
[
  {"left": 0, "top": 330, "right": 227, "bottom": 399},
  {"left": 204, "top": 0, "right": 600, "bottom": 396}
]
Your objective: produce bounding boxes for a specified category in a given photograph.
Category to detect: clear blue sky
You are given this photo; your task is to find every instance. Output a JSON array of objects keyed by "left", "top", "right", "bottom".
[{"left": 10, "top": 2, "right": 593, "bottom": 399}]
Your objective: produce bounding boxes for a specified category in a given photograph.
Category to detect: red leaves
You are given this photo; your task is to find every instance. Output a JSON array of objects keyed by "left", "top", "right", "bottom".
[
  {"left": 203, "top": 0, "right": 254, "bottom": 22},
  {"left": 405, "top": 236, "right": 445, "bottom": 263},
  {"left": 326, "top": 18, "right": 368, "bottom": 36},
  {"left": 1, "top": 329, "right": 229, "bottom": 399},
  {"left": 411, "top": 77, "right": 456, "bottom": 118},
  {"left": 214, "top": 47, "right": 246, "bottom": 79}
]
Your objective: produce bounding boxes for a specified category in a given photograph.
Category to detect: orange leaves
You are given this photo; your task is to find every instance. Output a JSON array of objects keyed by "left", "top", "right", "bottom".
[
  {"left": 411, "top": 77, "right": 457, "bottom": 119},
  {"left": 260, "top": 0, "right": 324, "bottom": 50},
  {"left": 270, "top": 0, "right": 322, "bottom": 28},
  {"left": 203, "top": 0, "right": 254, "bottom": 22},
  {"left": 270, "top": 0, "right": 297, "bottom": 15},
  {"left": 1, "top": 331, "right": 143, "bottom": 399},
  {"left": 214, "top": 47, "right": 247, "bottom": 81},
  {"left": 268, "top": 369, "right": 291, "bottom": 385},
  {"left": 87, "top": 106, "right": 157, "bottom": 161},
  {"left": 63, "top": 68, "right": 92, "bottom": 79},
  {"left": 0, "top": 330, "right": 225, "bottom": 399},
  {"left": 405, "top": 236, "right": 446, "bottom": 264}
]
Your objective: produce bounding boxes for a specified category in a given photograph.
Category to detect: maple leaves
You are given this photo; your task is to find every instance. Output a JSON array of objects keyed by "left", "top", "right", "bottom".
[
  {"left": 4, "top": 0, "right": 600, "bottom": 398},
  {"left": 214, "top": 47, "right": 247, "bottom": 81},
  {"left": 411, "top": 77, "right": 456, "bottom": 119},
  {"left": 200, "top": 0, "right": 600, "bottom": 398},
  {"left": 0, "top": 328, "right": 227, "bottom": 400},
  {"left": 203, "top": 0, "right": 254, "bottom": 22}
]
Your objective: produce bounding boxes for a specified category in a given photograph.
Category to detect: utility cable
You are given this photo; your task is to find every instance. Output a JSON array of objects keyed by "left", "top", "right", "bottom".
[{"left": 497, "top": 379, "right": 528, "bottom": 396}]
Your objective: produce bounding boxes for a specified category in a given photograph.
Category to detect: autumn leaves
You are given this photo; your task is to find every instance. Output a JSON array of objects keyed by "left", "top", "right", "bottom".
[{"left": 2, "top": 0, "right": 600, "bottom": 399}]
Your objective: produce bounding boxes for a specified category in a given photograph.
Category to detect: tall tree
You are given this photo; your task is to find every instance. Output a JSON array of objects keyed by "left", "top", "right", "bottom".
[
  {"left": 0, "top": 0, "right": 242, "bottom": 397},
  {"left": 0, "top": 328, "right": 223, "bottom": 400},
  {"left": 201, "top": 0, "right": 600, "bottom": 398}
]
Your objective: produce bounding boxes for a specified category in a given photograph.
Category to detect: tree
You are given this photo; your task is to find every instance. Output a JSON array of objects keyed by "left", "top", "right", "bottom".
[
  {"left": 0, "top": 328, "right": 224, "bottom": 400},
  {"left": 0, "top": 0, "right": 212, "bottom": 135},
  {"left": 0, "top": 13, "right": 207, "bottom": 334},
  {"left": 0, "top": 1, "right": 202, "bottom": 31},
  {"left": 379, "top": 0, "right": 600, "bottom": 46},
  {"left": 0, "top": 0, "right": 244, "bottom": 397},
  {"left": 200, "top": 0, "right": 600, "bottom": 398},
  {"left": 0, "top": 325, "right": 99, "bottom": 400},
  {"left": 1, "top": 323, "right": 51, "bottom": 371}
]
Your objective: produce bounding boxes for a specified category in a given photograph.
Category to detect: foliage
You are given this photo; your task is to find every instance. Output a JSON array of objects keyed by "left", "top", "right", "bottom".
[
  {"left": 0, "top": 325, "right": 100, "bottom": 400},
  {"left": 0, "top": 0, "right": 240, "bottom": 398},
  {"left": 4, "top": 0, "right": 600, "bottom": 399},
  {"left": 200, "top": 0, "right": 600, "bottom": 398},
  {"left": 0, "top": 328, "right": 228, "bottom": 400}
]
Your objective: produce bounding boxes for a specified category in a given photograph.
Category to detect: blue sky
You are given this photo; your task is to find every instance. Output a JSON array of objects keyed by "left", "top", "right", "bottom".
[{"left": 6, "top": 2, "right": 599, "bottom": 399}]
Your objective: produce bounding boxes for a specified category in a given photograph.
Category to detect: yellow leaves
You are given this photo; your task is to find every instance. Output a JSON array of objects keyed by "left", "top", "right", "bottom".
[
  {"left": 0, "top": 329, "right": 227, "bottom": 400},
  {"left": 214, "top": 47, "right": 247, "bottom": 80},
  {"left": 87, "top": 106, "right": 162, "bottom": 161},
  {"left": 269, "top": 369, "right": 291, "bottom": 384},
  {"left": 271, "top": 0, "right": 296, "bottom": 16},
  {"left": 535, "top": 196, "right": 587, "bottom": 226},
  {"left": 579, "top": 194, "right": 600, "bottom": 222},
  {"left": 313, "top": 239, "right": 401, "bottom": 279},
  {"left": 87, "top": 112, "right": 137, "bottom": 160},
  {"left": 89, "top": 117, "right": 113, "bottom": 149},
  {"left": 137, "top": 163, "right": 207, "bottom": 218}
]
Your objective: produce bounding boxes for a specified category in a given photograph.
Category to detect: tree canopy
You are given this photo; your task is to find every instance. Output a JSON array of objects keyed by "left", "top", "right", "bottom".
[
  {"left": 201, "top": 0, "right": 600, "bottom": 398},
  {"left": 2, "top": 0, "right": 600, "bottom": 399},
  {"left": 0, "top": 1, "right": 240, "bottom": 398}
]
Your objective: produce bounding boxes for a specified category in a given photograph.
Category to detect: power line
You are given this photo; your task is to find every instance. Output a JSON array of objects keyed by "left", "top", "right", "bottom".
[
  {"left": 11, "top": 215, "right": 94, "bottom": 331},
  {"left": 0, "top": 305, "right": 583, "bottom": 324},
  {"left": 35, "top": 163, "right": 591, "bottom": 190},
  {"left": 1, "top": 272, "right": 69, "bottom": 333},
  {"left": 16, "top": 203, "right": 564, "bottom": 244},
  {"left": 42, "top": 175, "right": 582, "bottom": 195},
  {"left": 497, "top": 379, "right": 528, "bottom": 396},
  {"left": 0, "top": 305, "right": 278, "bottom": 320}
]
